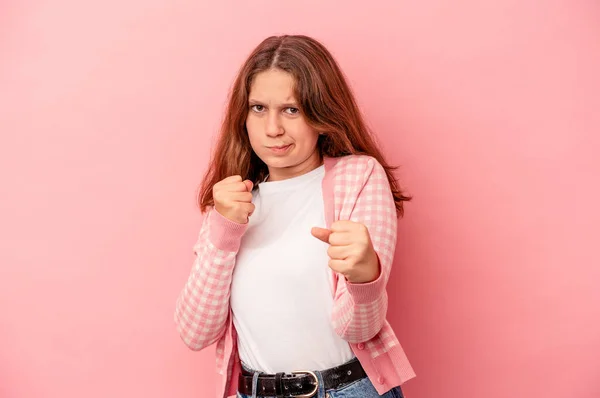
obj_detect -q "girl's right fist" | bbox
[213,175,255,224]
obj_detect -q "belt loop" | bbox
[275,372,284,397]
[315,370,326,398]
[251,371,260,398]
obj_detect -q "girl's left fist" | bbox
[311,220,380,284]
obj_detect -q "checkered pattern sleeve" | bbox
[174,208,247,350]
[331,157,398,343]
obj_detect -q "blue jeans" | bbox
[237,359,404,398]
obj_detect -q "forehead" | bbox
[249,69,297,102]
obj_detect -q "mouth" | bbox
[267,144,292,154]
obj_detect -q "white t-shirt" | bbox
[230,164,355,373]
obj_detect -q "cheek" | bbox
[245,117,261,144]
[288,121,318,144]
[298,129,319,148]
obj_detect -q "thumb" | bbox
[311,227,331,244]
[243,180,254,192]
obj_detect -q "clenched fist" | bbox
[311,221,380,284]
[213,175,255,224]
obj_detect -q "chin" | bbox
[260,151,297,165]
[262,157,295,169]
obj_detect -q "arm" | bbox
[331,158,397,343]
[174,208,247,350]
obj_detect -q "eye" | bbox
[250,105,265,112]
[285,107,300,115]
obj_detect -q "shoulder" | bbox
[324,154,396,223]
[325,154,385,182]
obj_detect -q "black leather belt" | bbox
[238,358,366,397]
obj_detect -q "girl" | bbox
[175,35,415,398]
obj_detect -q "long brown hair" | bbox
[198,35,411,216]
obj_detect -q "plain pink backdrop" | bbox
[1,1,599,397]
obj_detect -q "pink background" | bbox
[1,1,599,397]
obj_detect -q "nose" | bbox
[265,112,284,137]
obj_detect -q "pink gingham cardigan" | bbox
[174,154,416,397]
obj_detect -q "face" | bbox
[246,68,321,182]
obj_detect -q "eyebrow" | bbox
[248,99,299,108]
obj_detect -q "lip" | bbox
[267,144,292,154]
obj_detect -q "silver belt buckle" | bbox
[290,370,318,397]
